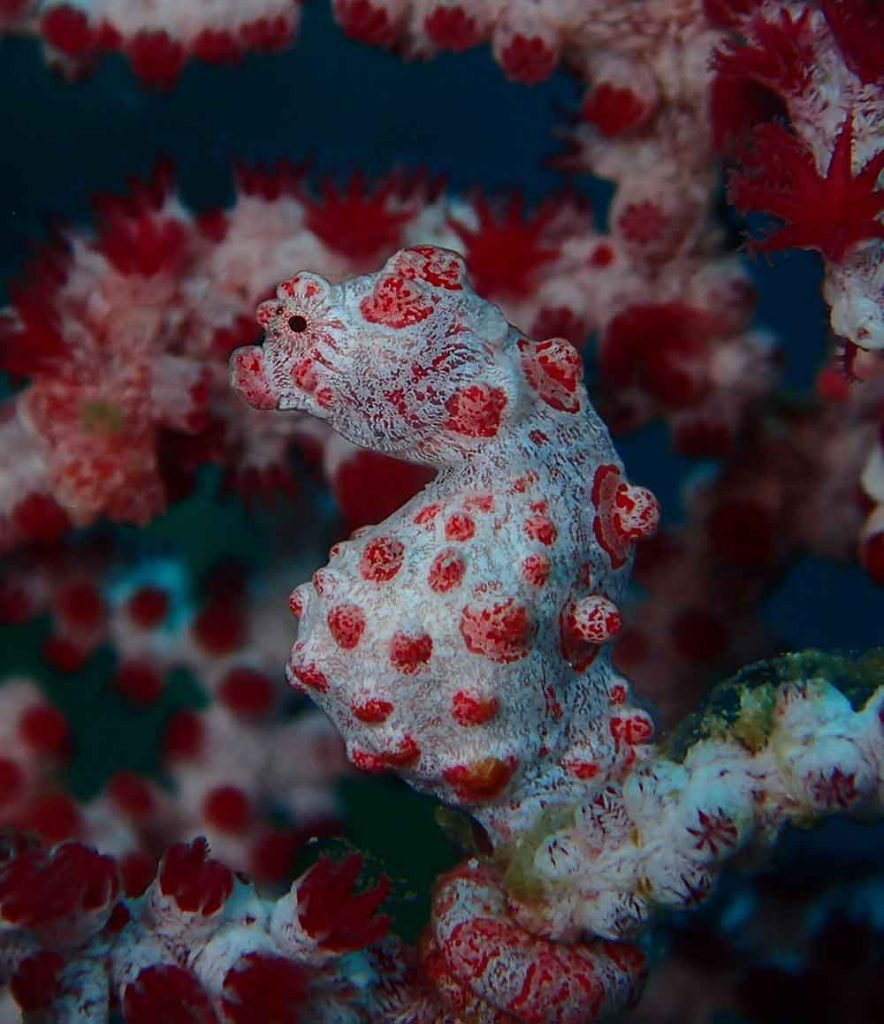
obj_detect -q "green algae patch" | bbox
[662,649,883,763]
[500,805,576,906]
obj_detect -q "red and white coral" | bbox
[0,837,393,1022]
[4,0,302,86]
[717,1,884,355]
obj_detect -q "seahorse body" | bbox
[231,246,659,838]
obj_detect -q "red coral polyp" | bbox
[123,965,217,1024]
[448,195,562,300]
[729,116,884,262]
[221,953,306,1024]
[158,838,233,916]
[0,842,118,930]
[296,853,391,952]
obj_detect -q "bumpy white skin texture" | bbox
[231,246,659,840]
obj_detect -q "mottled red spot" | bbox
[360,274,436,328]
[315,385,336,409]
[609,683,628,705]
[428,548,466,592]
[414,502,443,527]
[442,756,517,801]
[559,600,601,673]
[592,464,659,569]
[381,735,420,767]
[522,554,551,586]
[351,749,387,773]
[524,513,557,545]
[351,699,394,723]
[292,357,318,392]
[360,536,405,582]
[396,246,465,289]
[445,383,508,437]
[390,633,433,673]
[312,568,338,597]
[460,599,534,662]
[567,596,622,644]
[445,513,476,541]
[290,655,330,694]
[610,713,655,746]
[563,758,599,780]
[451,691,499,726]
[230,345,278,410]
[519,337,583,413]
[464,494,494,513]
[327,604,366,649]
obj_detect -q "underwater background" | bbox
[1,3,882,1020]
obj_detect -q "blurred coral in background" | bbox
[0,2,882,1022]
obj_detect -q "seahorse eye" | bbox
[288,314,308,333]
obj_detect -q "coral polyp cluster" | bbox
[2,0,302,86]
[1,0,883,1021]
[0,835,392,1022]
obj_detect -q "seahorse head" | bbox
[231,246,532,463]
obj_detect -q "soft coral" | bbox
[296,853,390,952]
[729,113,884,261]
